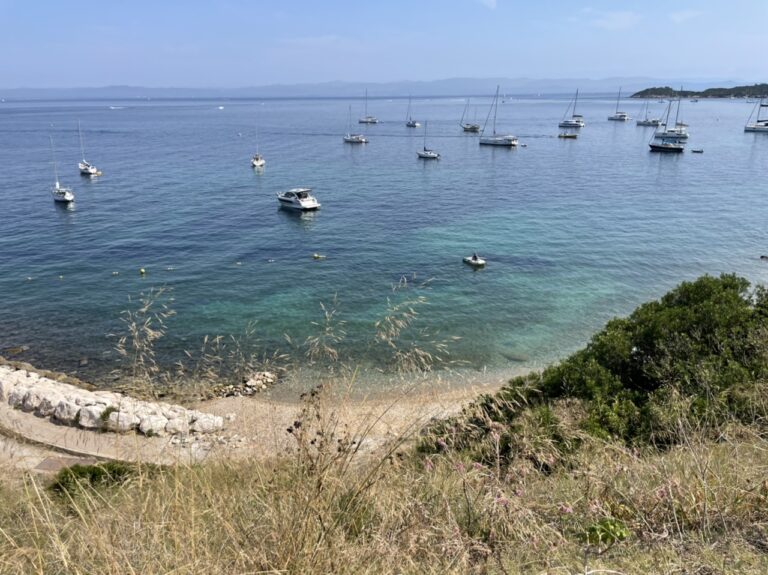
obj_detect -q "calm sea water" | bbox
[2,95,767,385]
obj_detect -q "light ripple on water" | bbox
[1,96,768,383]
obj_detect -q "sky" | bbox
[1,0,766,88]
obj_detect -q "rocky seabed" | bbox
[0,365,229,437]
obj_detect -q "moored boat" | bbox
[276,188,320,211]
[745,98,768,132]
[50,136,75,203]
[479,86,518,147]
[558,89,585,128]
[463,253,486,267]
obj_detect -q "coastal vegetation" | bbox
[632,83,768,99]
[0,275,767,573]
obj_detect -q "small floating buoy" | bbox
[26,276,32,281]
[267,259,275,263]
[313,253,326,260]
[760,255,768,261]
[235,261,242,266]
[691,149,704,154]
[520,143,528,147]
[58,275,64,280]
[166,266,175,271]
[139,268,146,276]
[112,271,119,276]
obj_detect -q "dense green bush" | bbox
[423,275,768,462]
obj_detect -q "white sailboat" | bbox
[251,127,266,168]
[460,98,481,132]
[654,90,689,140]
[649,100,685,153]
[78,121,102,176]
[358,89,379,124]
[416,121,440,159]
[558,89,585,128]
[607,87,630,121]
[405,96,420,128]
[479,86,518,147]
[745,98,768,132]
[343,105,368,144]
[636,100,661,127]
[50,136,75,203]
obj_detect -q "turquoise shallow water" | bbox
[1,95,767,383]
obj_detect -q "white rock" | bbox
[78,404,108,429]
[105,410,140,433]
[8,386,30,409]
[0,376,17,401]
[165,417,190,435]
[139,415,168,436]
[53,400,80,425]
[190,414,224,433]
[21,389,46,413]
[35,392,64,417]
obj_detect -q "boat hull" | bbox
[479,135,518,147]
[745,124,768,132]
[649,143,684,153]
[417,150,440,159]
[463,257,486,267]
[461,123,481,133]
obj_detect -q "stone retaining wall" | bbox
[0,365,229,436]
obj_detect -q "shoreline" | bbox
[0,355,522,471]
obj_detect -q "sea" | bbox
[1,94,767,389]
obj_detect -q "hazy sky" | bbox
[1,0,765,88]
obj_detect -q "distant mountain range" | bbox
[0,77,747,101]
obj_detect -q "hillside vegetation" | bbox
[0,274,766,574]
[632,84,768,98]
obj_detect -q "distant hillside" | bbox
[632,83,768,99]
[0,77,739,101]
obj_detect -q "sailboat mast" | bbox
[49,136,59,185]
[673,87,682,127]
[364,89,368,117]
[574,89,579,116]
[615,87,621,113]
[78,120,86,161]
[493,85,499,135]
[423,120,427,150]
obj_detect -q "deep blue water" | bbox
[1,95,767,383]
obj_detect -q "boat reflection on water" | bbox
[277,205,318,230]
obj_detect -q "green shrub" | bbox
[423,274,768,463]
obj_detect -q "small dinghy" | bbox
[463,253,486,267]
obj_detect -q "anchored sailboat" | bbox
[416,121,440,159]
[78,121,102,176]
[405,96,420,128]
[608,87,630,121]
[358,89,379,124]
[460,98,481,132]
[50,136,75,203]
[558,89,585,128]
[344,105,368,143]
[479,86,518,147]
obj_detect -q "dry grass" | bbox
[0,381,766,574]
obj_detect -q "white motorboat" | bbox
[558,89,585,128]
[460,98,481,132]
[463,254,486,267]
[607,87,631,121]
[416,121,440,159]
[745,98,768,132]
[479,86,518,147]
[77,121,102,176]
[343,105,368,143]
[405,96,420,127]
[50,136,74,203]
[276,188,320,211]
[358,89,379,124]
